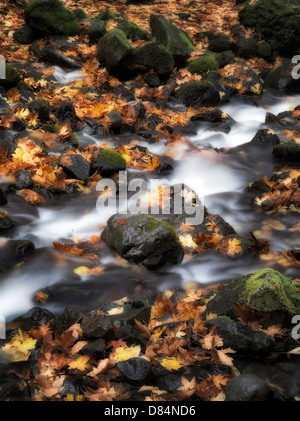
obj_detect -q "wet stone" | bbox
[81,338,106,360]
[60,154,91,182]
[225,374,269,401]
[117,357,152,384]
[0,239,35,271]
[81,313,113,338]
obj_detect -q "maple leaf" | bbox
[179,234,198,249]
[115,217,128,226]
[17,189,46,205]
[178,377,196,398]
[111,345,141,362]
[68,355,91,372]
[88,358,111,378]
[217,238,243,257]
[214,348,235,366]
[160,357,183,371]
[35,291,49,303]
[212,374,230,390]
[2,329,37,362]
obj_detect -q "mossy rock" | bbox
[0,64,21,88]
[150,14,195,65]
[25,0,79,37]
[174,80,220,108]
[130,42,174,77]
[97,29,133,71]
[92,148,126,176]
[96,9,121,22]
[86,19,106,44]
[118,19,150,41]
[13,24,34,44]
[264,61,300,95]
[256,41,273,61]
[239,0,300,56]
[103,214,184,269]
[187,53,219,75]
[273,143,300,163]
[205,268,300,320]
[73,8,87,21]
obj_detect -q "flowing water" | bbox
[1,68,300,321]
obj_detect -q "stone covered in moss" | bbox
[174,80,220,107]
[73,8,87,21]
[273,143,300,163]
[96,9,120,22]
[205,268,300,319]
[0,64,21,88]
[103,214,184,269]
[25,0,79,37]
[13,24,34,44]
[150,14,195,64]
[130,42,174,77]
[92,148,126,176]
[87,19,106,44]
[264,61,300,95]
[256,41,273,61]
[118,19,150,41]
[187,53,219,75]
[239,0,300,56]
[97,29,133,71]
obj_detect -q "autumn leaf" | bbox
[111,345,141,362]
[2,329,37,362]
[68,355,91,372]
[160,357,183,371]
[179,234,198,249]
[35,291,49,303]
[17,189,46,205]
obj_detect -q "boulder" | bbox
[250,129,280,145]
[28,99,50,122]
[0,239,35,271]
[150,14,195,64]
[118,19,150,41]
[0,213,15,234]
[40,47,82,69]
[86,19,106,44]
[0,64,21,88]
[236,37,257,59]
[130,42,174,77]
[13,24,34,44]
[60,154,91,182]
[205,268,300,319]
[73,8,87,21]
[264,61,300,95]
[81,338,106,360]
[174,81,220,107]
[97,29,133,71]
[25,0,79,37]
[225,374,269,401]
[187,53,219,75]
[103,214,184,269]
[239,0,300,56]
[91,148,126,176]
[118,358,152,384]
[273,143,300,163]
[209,34,236,53]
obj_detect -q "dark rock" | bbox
[86,19,106,44]
[273,143,300,163]
[118,324,147,347]
[205,317,272,355]
[0,188,7,206]
[225,374,269,401]
[13,24,34,44]
[264,61,300,95]
[174,81,220,108]
[222,59,263,95]
[130,42,175,77]
[14,307,54,330]
[73,8,87,21]
[250,129,280,145]
[103,213,184,270]
[257,41,274,60]
[40,47,81,69]
[133,102,146,119]
[53,306,84,334]
[55,101,79,132]
[14,170,33,190]
[28,99,50,122]
[191,108,223,123]
[0,64,21,88]
[97,29,133,72]
[216,50,235,67]
[0,214,15,234]
[209,34,236,53]
[187,53,219,75]
[60,154,91,182]
[108,111,123,132]
[118,19,150,42]
[0,239,35,271]
[236,37,257,59]
[239,0,300,56]
[81,313,113,338]
[117,357,152,384]
[96,9,120,22]
[81,338,106,360]
[107,294,151,327]
[91,148,126,176]
[157,374,182,393]
[150,14,195,65]
[25,0,79,37]
[143,72,161,88]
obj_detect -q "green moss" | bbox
[96,9,120,21]
[118,19,150,41]
[97,29,133,70]
[240,268,300,315]
[87,19,106,43]
[13,24,33,44]
[98,149,126,169]
[25,0,79,36]
[0,64,21,87]
[144,216,177,235]
[73,8,87,21]
[131,42,174,76]
[187,53,219,75]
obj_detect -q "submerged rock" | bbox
[273,143,300,163]
[150,14,195,64]
[0,239,35,271]
[0,188,7,206]
[103,214,184,269]
[205,268,300,319]
[25,0,79,37]
[225,374,269,401]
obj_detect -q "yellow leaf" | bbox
[2,329,37,362]
[111,345,141,362]
[74,266,90,276]
[160,357,183,371]
[68,355,91,372]
[179,234,198,249]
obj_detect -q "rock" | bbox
[273,143,300,163]
[0,213,15,234]
[104,294,151,326]
[205,317,272,356]
[13,24,34,44]
[174,81,220,108]
[0,64,21,88]
[150,14,195,65]
[28,99,50,122]
[96,9,120,22]
[81,338,106,360]
[86,19,106,44]
[55,101,79,132]
[236,36,257,59]
[108,111,123,132]
[118,19,150,41]
[91,148,126,176]
[133,102,146,119]
[143,72,161,88]
[239,0,300,56]
[187,53,219,75]
[0,188,7,206]
[53,306,84,334]
[264,61,300,95]
[250,129,280,145]
[60,154,91,182]
[204,268,300,320]
[25,0,79,37]
[118,324,147,347]
[130,42,175,77]
[40,47,82,69]
[13,307,54,330]
[225,374,269,401]
[103,214,184,270]
[97,29,133,72]
[222,59,263,95]
[0,239,35,271]
[201,71,236,102]
[157,374,182,393]
[191,108,223,123]
[73,8,87,21]
[14,170,32,190]
[257,41,274,61]
[216,50,235,67]
[209,34,236,53]
[81,313,113,338]
[117,357,152,384]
